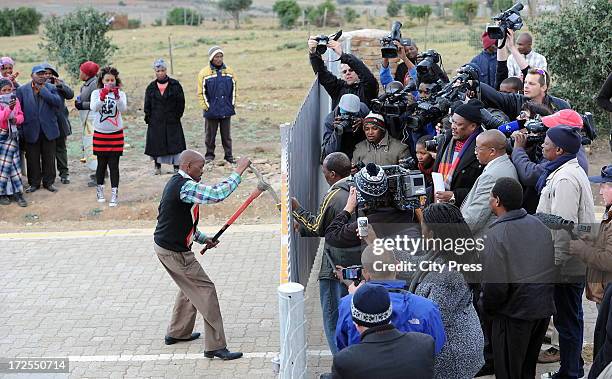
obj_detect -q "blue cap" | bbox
[31,64,47,74]
[589,165,612,184]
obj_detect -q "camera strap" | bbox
[323,250,336,271]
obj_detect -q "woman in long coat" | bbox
[144,59,186,174]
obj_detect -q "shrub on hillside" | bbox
[166,7,202,26]
[451,0,478,25]
[0,7,42,36]
[531,0,612,128]
[40,7,117,79]
[343,7,359,23]
[273,0,301,29]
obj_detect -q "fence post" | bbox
[278,282,306,379]
[168,35,174,75]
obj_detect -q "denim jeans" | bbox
[319,278,348,355]
[552,283,585,379]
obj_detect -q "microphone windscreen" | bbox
[498,120,520,134]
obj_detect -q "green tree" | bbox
[217,0,253,29]
[166,7,202,26]
[344,7,359,23]
[451,0,478,25]
[492,0,513,12]
[387,0,401,17]
[273,0,301,29]
[0,7,42,36]
[405,3,432,24]
[305,0,336,27]
[40,7,117,79]
[531,0,612,128]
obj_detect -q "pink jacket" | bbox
[0,99,24,130]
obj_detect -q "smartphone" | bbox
[357,217,368,237]
[342,265,362,280]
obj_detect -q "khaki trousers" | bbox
[155,243,227,351]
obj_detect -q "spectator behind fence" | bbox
[511,109,589,214]
[335,245,446,354]
[291,152,361,355]
[460,130,518,237]
[1,57,19,89]
[481,177,556,379]
[470,32,497,87]
[351,112,409,171]
[568,165,612,378]
[499,77,523,94]
[320,94,369,162]
[145,58,186,175]
[0,78,26,207]
[16,64,63,194]
[197,46,237,165]
[407,203,484,379]
[433,100,484,206]
[307,36,378,109]
[90,66,127,207]
[74,60,100,187]
[327,283,435,379]
[536,125,596,379]
[507,33,547,79]
[43,64,74,185]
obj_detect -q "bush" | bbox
[404,3,432,24]
[530,0,612,128]
[217,0,252,29]
[451,0,478,25]
[0,7,43,36]
[166,7,202,26]
[305,0,336,27]
[153,18,163,27]
[344,7,359,23]
[387,0,401,17]
[273,0,301,29]
[39,7,117,79]
[492,0,513,12]
[127,19,141,29]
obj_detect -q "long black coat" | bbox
[144,78,186,157]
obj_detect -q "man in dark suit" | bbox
[433,100,485,206]
[16,64,63,192]
[329,283,435,379]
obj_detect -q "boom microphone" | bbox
[498,120,520,134]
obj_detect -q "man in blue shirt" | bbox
[335,245,446,353]
[470,32,497,87]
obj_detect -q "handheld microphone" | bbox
[498,120,520,135]
[534,212,592,240]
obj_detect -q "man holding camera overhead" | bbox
[308,35,378,110]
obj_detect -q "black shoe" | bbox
[61,176,70,184]
[164,332,201,345]
[25,185,40,193]
[44,184,58,193]
[474,363,495,377]
[204,348,243,360]
[87,180,97,188]
[14,193,27,207]
[225,157,236,164]
[0,195,10,205]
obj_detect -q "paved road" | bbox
[0,227,599,378]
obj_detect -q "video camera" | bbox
[380,21,404,58]
[486,3,524,48]
[371,80,415,118]
[355,163,427,211]
[404,64,479,132]
[416,49,448,85]
[334,113,359,135]
[424,134,446,152]
[314,30,343,55]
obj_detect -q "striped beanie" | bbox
[363,112,386,130]
[208,46,224,62]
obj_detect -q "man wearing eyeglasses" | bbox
[308,37,379,110]
[569,165,612,379]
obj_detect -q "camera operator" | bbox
[510,109,589,213]
[351,113,409,172]
[432,100,485,206]
[308,36,379,110]
[380,40,418,98]
[334,245,446,354]
[292,152,362,355]
[507,32,547,79]
[328,283,436,379]
[321,94,370,162]
[480,66,570,121]
[324,165,421,249]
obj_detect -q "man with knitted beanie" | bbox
[197,46,237,164]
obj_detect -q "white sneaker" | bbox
[96,185,105,203]
[109,187,118,207]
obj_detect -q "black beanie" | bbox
[455,99,483,124]
[546,125,581,154]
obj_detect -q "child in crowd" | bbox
[0,78,26,206]
[415,135,435,187]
